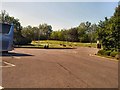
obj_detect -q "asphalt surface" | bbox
[1,47,118,88]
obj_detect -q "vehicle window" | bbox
[0,23,11,34]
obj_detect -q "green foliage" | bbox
[50,30,66,41]
[97,48,119,59]
[14,37,31,45]
[104,50,111,56]
[110,51,118,57]
[0,10,31,45]
[115,54,119,59]
[0,11,98,44]
[98,50,112,56]
[50,21,97,43]
[97,50,106,55]
[32,40,97,48]
[66,28,79,42]
[97,5,120,51]
[22,24,53,41]
[1,3,119,48]
[39,24,52,40]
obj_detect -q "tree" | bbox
[66,28,79,42]
[22,24,53,41]
[89,24,97,43]
[112,4,120,51]
[0,10,31,45]
[97,4,120,51]
[22,25,35,41]
[78,22,88,42]
[39,24,52,40]
[50,31,59,40]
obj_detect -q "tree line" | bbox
[0,4,119,52]
[50,22,97,43]
[22,21,97,43]
[22,24,52,41]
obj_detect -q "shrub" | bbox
[14,36,32,45]
[110,51,118,57]
[97,50,106,55]
[104,50,111,56]
[115,54,119,60]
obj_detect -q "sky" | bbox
[2,2,118,30]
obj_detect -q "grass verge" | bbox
[15,40,97,49]
[31,40,97,48]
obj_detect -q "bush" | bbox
[98,50,111,56]
[110,51,118,57]
[104,50,111,56]
[115,54,119,60]
[14,37,32,45]
[97,50,106,55]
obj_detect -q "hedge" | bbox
[110,51,118,57]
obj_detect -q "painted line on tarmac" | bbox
[0,86,4,90]
[0,61,15,68]
[13,57,21,59]
[60,50,77,54]
[4,61,15,67]
[89,54,119,62]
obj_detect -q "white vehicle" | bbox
[0,23,14,53]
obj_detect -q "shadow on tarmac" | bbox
[1,52,34,57]
[15,46,77,50]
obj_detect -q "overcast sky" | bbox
[2,2,118,30]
